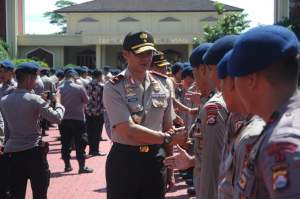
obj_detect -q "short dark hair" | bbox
[261,55,299,86]
[92,69,102,79]
[15,71,36,83]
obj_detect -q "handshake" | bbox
[164,127,187,146]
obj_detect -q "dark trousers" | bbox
[7,146,50,199]
[59,119,86,161]
[0,154,10,198]
[106,143,166,199]
[86,114,104,153]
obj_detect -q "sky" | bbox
[25,0,275,34]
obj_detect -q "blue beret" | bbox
[40,68,49,76]
[0,60,15,71]
[217,50,232,79]
[189,43,213,68]
[65,69,78,77]
[55,69,64,77]
[81,66,89,73]
[16,62,39,74]
[181,67,193,79]
[228,25,300,76]
[203,35,239,65]
[171,62,183,75]
[183,62,191,68]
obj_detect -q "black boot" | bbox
[78,159,93,174]
[64,160,73,172]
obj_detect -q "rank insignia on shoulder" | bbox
[205,104,219,125]
[271,163,289,191]
[109,74,125,85]
[149,71,167,79]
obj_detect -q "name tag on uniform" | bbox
[152,93,166,98]
[127,96,138,102]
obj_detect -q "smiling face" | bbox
[123,50,153,73]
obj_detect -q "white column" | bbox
[6,0,18,57]
[96,44,101,69]
[274,0,289,23]
[101,45,106,68]
[188,44,193,57]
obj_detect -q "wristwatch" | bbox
[163,133,173,145]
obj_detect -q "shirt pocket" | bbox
[126,96,143,113]
[151,97,168,109]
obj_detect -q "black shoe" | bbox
[64,166,73,172]
[64,161,73,172]
[78,166,94,174]
[89,151,106,156]
[187,186,196,196]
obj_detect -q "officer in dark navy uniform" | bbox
[0,62,65,199]
[103,31,187,199]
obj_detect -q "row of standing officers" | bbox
[0,61,106,198]
[103,25,300,199]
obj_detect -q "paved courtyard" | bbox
[25,126,193,199]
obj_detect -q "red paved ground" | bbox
[25,126,194,199]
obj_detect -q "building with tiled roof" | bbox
[16,0,242,68]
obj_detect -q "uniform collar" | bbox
[267,90,300,124]
[125,68,151,89]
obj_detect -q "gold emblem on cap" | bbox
[140,33,148,39]
[140,33,148,42]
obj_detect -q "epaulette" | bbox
[149,71,167,79]
[109,74,125,85]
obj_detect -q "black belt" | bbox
[113,143,161,153]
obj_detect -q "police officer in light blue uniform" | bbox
[227,25,300,198]
[0,60,17,99]
[217,50,266,199]
[0,62,65,199]
[58,69,93,174]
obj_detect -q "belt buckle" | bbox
[139,145,149,153]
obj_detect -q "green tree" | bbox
[14,58,49,68]
[44,0,76,34]
[193,2,250,44]
[0,39,9,60]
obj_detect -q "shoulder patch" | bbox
[109,74,125,85]
[205,103,220,125]
[149,71,167,79]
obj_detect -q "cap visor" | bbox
[133,45,157,54]
[156,61,170,68]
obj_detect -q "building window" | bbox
[27,48,54,68]
[159,17,181,22]
[76,49,96,69]
[78,17,99,23]
[119,17,139,22]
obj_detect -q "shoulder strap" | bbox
[109,74,125,85]
[149,71,167,79]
